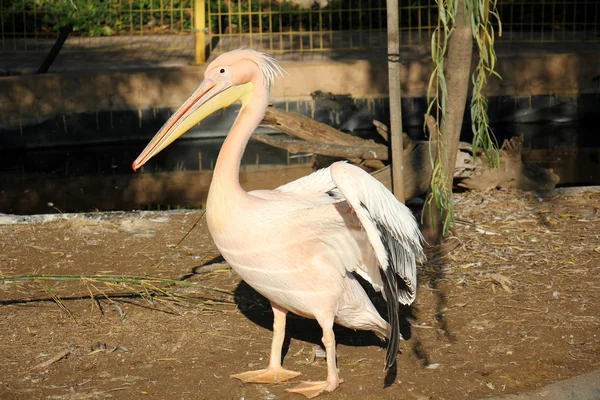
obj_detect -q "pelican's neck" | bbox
[209,83,268,203]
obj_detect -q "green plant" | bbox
[425,0,457,233]
[470,0,501,162]
[425,0,501,235]
[2,0,193,37]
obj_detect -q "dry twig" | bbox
[31,347,73,370]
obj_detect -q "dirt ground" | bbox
[1,188,599,400]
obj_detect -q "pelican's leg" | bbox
[231,303,301,383]
[286,319,343,398]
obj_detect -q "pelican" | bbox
[133,49,424,398]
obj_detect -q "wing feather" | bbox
[330,162,424,302]
[250,166,342,205]
[330,161,425,370]
[276,166,336,195]
[249,161,424,371]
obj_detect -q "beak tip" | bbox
[132,161,139,171]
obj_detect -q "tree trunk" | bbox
[386,0,405,201]
[421,0,474,246]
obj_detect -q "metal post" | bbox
[194,0,206,64]
[386,0,405,202]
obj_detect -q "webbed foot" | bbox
[286,378,343,398]
[231,366,301,383]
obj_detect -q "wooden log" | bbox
[359,160,387,170]
[370,122,559,194]
[372,120,389,142]
[253,133,389,160]
[454,135,560,191]
[263,106,383,149]
[373,136,559,198]
[372,120,417,153]
[370,141,433,199]
[258,110,559,198]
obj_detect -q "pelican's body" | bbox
[133,49,424,398]
[209,175,388,336]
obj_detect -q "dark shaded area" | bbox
[227,268,417,390]
[2,93,599,151]
[383,362,397,388]
[404,255,456,370]
[37,24,73,74]
[233,280,384,350]
[404,231,462,369]
[0,134,302,176]
[2,118,597,215]
[411,338,430,367]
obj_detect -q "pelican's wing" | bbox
[275,166,339,197]
[250,166,343,205]
[330,161,425,370]
[330,162,424,302]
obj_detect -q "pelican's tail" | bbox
[375,323,402,347]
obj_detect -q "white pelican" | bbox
[133,48,424,398]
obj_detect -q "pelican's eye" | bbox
[219,68,225,74]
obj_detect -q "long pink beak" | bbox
[132,79,229,171]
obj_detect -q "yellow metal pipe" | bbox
[194,0,206,64]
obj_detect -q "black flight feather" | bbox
[375,219,415,371]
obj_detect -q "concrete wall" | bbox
[0,43,598,135]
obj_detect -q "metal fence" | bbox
[0,0,194,60]
[204,0,600,57]
[1,0,598,65]
[498,0,599,43]
[203,0,435,56]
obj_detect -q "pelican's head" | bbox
[132,49,283,170]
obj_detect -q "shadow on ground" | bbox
[232,276,417,385]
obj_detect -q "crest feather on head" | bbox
[213,48,285,87]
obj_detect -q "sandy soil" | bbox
[1,188,599,400]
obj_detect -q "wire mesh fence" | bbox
[0,0,194,53]
[204,0,435,55]
[498,0,599,43]
[0,0,598,64]
[205,0,600,57]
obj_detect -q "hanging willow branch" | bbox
[426,0,502,233]
[470,0,502,164]
[425,0,457,233]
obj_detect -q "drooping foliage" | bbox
[425,0,501,233]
